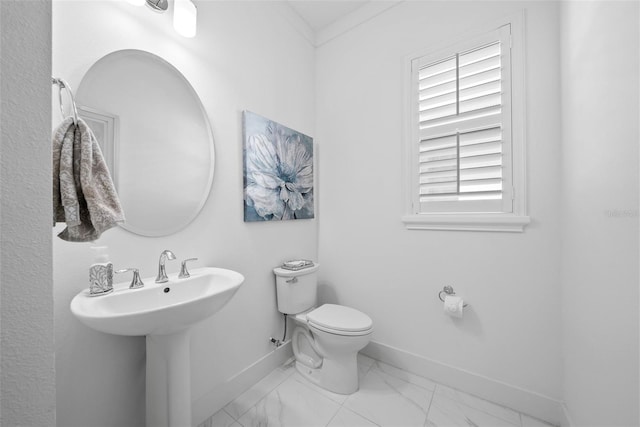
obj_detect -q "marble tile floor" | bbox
[198,355,557,427]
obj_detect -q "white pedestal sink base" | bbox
[146,330,192,427]
[70,267,245,427]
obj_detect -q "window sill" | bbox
[402,213,531,232]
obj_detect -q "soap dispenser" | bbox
[89,246,113,296]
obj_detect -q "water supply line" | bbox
[269,313,288,347]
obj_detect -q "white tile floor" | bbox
[198,355,557,427]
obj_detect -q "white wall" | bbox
[560,1,639,425]
[316,0,564,420]
[0,1,56,425]
[52,2,316,426]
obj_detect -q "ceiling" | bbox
[286,0,370,32]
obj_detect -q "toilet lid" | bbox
[307,304,373,333]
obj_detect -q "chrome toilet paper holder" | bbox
[438,285,469,307]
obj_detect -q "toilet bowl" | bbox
[273,263,373,395]
[292,304,373,394]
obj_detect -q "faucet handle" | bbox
[178,258,198,279]
[116,268,145,289]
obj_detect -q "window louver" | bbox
[411,28,512,214]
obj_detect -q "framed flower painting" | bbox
[242,111,314,222]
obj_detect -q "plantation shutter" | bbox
[411,25,513,214]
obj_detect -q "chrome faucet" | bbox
[178,258,198,279]
[116,268,145,289]
[155,250,176,283]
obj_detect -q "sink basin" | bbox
[70,265,244,426]
[70,267,244,336]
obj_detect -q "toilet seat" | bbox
[307,304,373,336]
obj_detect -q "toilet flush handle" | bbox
[286,277,298,284]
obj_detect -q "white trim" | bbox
[315,1,402,47]
[277,2,316,47]
[402,213,530,232]
[561,402,575,427]
[192,341,293,426]
[280,0,402,48]
[403,13,528,232]
[508,11,528,220]
[361,340,563,426]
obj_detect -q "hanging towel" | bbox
[52,117,125,242]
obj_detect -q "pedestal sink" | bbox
[70,267,244,427]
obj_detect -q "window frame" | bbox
[402,14,530,232]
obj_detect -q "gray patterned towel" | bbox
[52,117,125,242]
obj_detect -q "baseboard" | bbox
[192,340,293,426]
[361,340,564,426]
[560,402,574,427]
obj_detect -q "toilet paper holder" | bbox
[438,285,468,307]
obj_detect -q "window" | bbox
[403,19,529,232]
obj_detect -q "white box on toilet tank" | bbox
[273,263,320,315]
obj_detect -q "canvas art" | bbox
[243,111,314,222]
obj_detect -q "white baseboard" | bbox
[560,402,574,427]
[361,340,564,426]
[192,341,293,426]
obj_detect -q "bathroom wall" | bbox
[560,1,639,425]
[0,1,56,425]
[52,2,316,426]
[316,1,564,422]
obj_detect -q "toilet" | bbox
[273,262,373,394]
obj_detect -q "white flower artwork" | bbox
[243,111,314,222]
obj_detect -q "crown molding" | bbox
[277,1,316,47]
[315,1,402,47]
[280,0,402,47]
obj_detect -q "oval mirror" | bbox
[76,49,214,237]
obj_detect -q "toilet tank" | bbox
[273,263,320,315]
